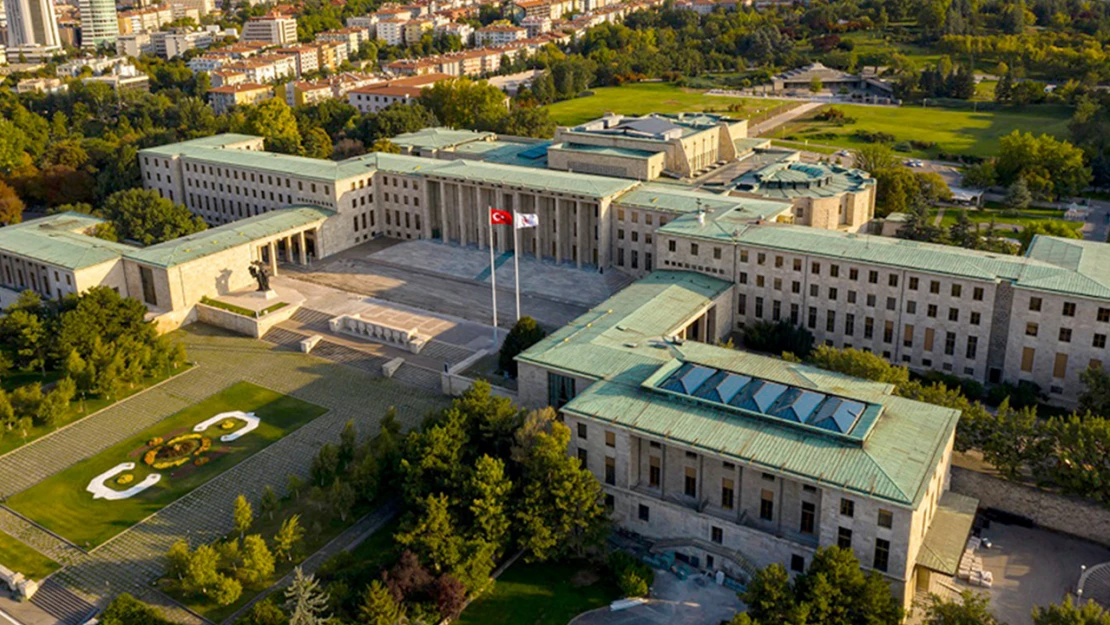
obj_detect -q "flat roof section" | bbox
[0,213,136,270]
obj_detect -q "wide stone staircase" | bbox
[31,579,97,625]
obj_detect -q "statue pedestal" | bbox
[254,289,278,301]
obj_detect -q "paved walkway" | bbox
[750,101,824,137]
[0,326,450,624]
[220,502,399,625]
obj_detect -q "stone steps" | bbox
[0,506,84,566]
[31,579,97,625]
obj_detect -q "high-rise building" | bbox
[78,0,118,48]
[4,0,61,49]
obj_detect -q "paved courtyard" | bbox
[0,325,451,625]
[571,569,743,625]
[284,238,620,331]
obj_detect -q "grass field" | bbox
[7,382,326,548]
[545,82,789,126]
[456,561,620,625]
[0,531,61,581]
[0,364,192,457]
[780,104,1073,158]
[931,206,1082,232]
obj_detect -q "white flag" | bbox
[515,213,539,229]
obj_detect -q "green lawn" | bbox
[546,82,789,126]
[0,364,193,457]
[930,206,1082,232]
[456,561,620,625]
[0,531,61,581]
[7,382,326,548]
[780,104,1073,158]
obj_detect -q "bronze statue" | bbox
[249,260,270,292]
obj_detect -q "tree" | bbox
[274,514,305,561]
[1018,221,1080,252]
[741,320,815,359]
[467,455,512,549]
[283,567,330,625]
[996,131,1090,200]
[1079,365,1110,418]
[419,78,510,131]
[212,574,243,606]
[433,574,467,620]
[37,377,75,428]
[396,492,463,574]
[239,534,276,585]
[499,316,547,378]
[809,76,823,94]
[3,310,46,372]
[260,485,281,521]
[807,346,910,386]
[327,478,356,522]
[236,98,303,155]
[234,494,255,539]
[1033,596,1110,625]
[498,106,556,138]
[358,580,402,625]
[742,564,799,625]
[853,144,900,175]
[339,419,358,469]
[369,138,402,154]
[182,544,222,595]
[302,127,333,159]
[924,591,1003,625]
[241,600,287,625]
[0,119,29,174]
[1004,178,1032,210]
[312,443,340,486]
[101,188,206,245]
[948,210,978,249]
[0,180,25,225]
[513,408,609,561]
[166,539,192,581]
[99,593,174,625]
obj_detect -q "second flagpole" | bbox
[513,213,521,321]
[488,216,498,345]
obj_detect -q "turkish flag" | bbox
[489,208,513,225]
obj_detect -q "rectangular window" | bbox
[605,456,615,485]
[930,280,940,294]
[577,448,587,467]
[889,274,898,287]
[808,307,817,329]
[812,262,821,274]
[845,314,855,336]
[638,504,650,521]
[973,287,984,301]
[577,423,587,439]
[883,321,894,344]
[1095,334,1107,349]
[1054,353,1069,378]
[1099,308,1110,322]
[711,526,723,544]
[605,431,615,447]
[649,456,661,487]
[791,555,805,572]
[948,308,959,322]
[840,498,854,517]
[838,527,853,549]
[903,324,914,348]
[1027,323,1039,337]
[139,266,158,306]
[548,373,576,409]
[800,502,816,534]
[1022,347,1035,372]
[721,478,735,510]
[877,509,893,529]
[1064,302,1077,317]
[1060,328,1072,343]
[864,317,874,339]
[971,312,981,326]
[760,489,774,521]
[944,332,956,356]
[868,270,878,284]
[684,466,697,497]
[826,311,836,333]
[951,284,962,297]
[1030,297,1043,312]
[873,539,890,572]
[966,336,978,359]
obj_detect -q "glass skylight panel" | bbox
[679,365,715,394]
[714,373,751,404]
[771,389,826,423]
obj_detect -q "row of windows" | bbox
[1029,296,1110,322]
[184,166,331,196]
[616,229,653,245]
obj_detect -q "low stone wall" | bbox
[440,350,516,400]
[950,466,1110,546]
[195,302,300,339]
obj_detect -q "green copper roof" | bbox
[391,127,495,150]
[125,207,332,268]
[0,213,136,270]
[916,492,978,574]
[548,142,661,159]
[615,183,790,218]
[423,158,637,198]
[1020,235,1110,299]
[518,270,960,507]
[732,160,876,200]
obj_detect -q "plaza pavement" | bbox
[0,325,450,624]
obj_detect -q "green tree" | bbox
[283,567,330,625]
[467,455,512,549]
[3,309,46,372]
[212,574,243,606]
[37,377,75,428]
[948,210,978,249]
[234,494,254,539]
[274,514,305,561]
[419,77,509,131]
[101,188,206,245]
[236,98,304,155]
[166,539,192,581]
[807,346,910,386]
[338,419,358,469]
[241,600,287,625]
[513,408,608,561]
[499,316,547,378]
[239,534,276,585]
[0,118,29,174]
[99,593,174,625]
[1079,365,1110,417]
[1017,221,1080,252]
[1004,178,1032,210]
[809,76,823,94]
[302,127,333,159]
[369,138,402,153]
[852,143,900,175]
[1033,596,1110,625]
[327,478,356,522]
[182,544,222,595]
[260,485,281,521]
[358,580,402,625]
[924,591,1003,625]
[396,492,463,574]
[996,131,1091,200]
[498,106,556,138]
[741,320,815,359]
[311,443,340,486]
[742,564,799,625]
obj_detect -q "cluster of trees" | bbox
[419,78,556,138]
[0,288,187,444]
[731,547,902,625]
[235,382,608,625]
[962,130,1091,200]
[891,56,975,101]
[1068,94,1110,188]
[49,189,206,245]
[853,144,951,216]
[805,345,1110,506]
[923,590,1110,625]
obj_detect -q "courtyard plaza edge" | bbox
[130,131,1110,409]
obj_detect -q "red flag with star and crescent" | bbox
[489,208,513,225]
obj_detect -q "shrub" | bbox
[198,437,212,454]
[147,437,164,447]
[741,320,815,359]
[893,141,912,153]
[220,420,237,430]
[116,473,134,486]
[195,456,210,467]
[498,316,547,378]
[618,569,649,598]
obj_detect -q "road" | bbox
[750,101,825,137]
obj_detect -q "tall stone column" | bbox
[440,183,450,244]
[555,200,564,263]
[268,240,278,276]
[576,200,586,269]
[456,182,466,246]
[298,231,307,265]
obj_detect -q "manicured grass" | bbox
[545,83,789,126]
[0,363,193,457]
[780,104,1073,158]
[0,531,61,581]
[930,206,1083,232]
[7,382,327,548]
[769,139,839,155]
[456,561,620,625]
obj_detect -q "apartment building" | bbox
[376,18,407,46]
[474,24,526,46]
[274,44,320,76]
[242,15,297,45]
[117,6,173,35]
[345,73,447,112]
[207,83,272,114]
[515,270,971,607]
[316,41,349,70]
[403,19,433,45]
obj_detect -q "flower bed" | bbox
[143,433,212,470]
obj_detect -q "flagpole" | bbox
[488,215,498,346]
[513,213,521,321]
